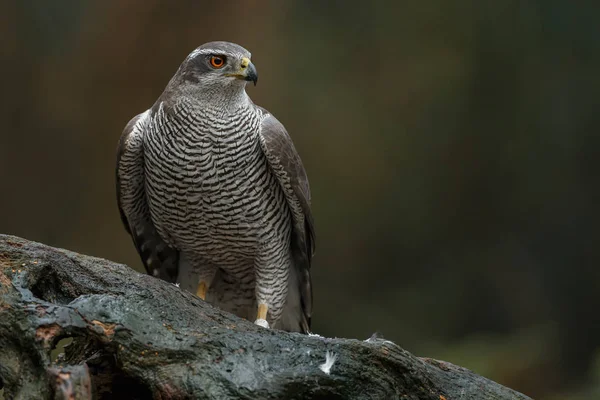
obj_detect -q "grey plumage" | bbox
[116,42,314,333]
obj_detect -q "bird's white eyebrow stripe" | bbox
[187,48,249,59]
[189,49,218,57]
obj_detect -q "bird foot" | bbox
[254,319,270,329]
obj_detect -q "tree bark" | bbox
[0,235,531,400]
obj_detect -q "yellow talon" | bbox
[196,281,207,300]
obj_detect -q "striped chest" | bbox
[142,101,292,265]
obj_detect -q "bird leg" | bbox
[257,303,268,319]
[196,281,208,300]
[255,303,269,328]
[253,254,290,329]
[194,265,217,301]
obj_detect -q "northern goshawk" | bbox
[116,42,314,333]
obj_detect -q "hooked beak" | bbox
[227,57,258,86]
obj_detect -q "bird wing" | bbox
[257,109,315,332]
[116,110,179,282]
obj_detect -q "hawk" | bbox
[116,42,315,333]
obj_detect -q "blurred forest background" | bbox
[1,1,599,398]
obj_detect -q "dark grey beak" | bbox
[244,62,258,86]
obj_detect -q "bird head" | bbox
[177,41,258,90]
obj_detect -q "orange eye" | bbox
[210,55,225,68]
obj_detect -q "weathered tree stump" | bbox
[0,235,531,399]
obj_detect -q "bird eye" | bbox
[210,55,226,68]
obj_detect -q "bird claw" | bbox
[254,319,270,329]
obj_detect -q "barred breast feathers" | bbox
[141,99,292,273]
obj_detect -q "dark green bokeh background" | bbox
[2,1,599,398]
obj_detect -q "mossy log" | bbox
[0,235,531,400]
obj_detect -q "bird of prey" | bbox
[116,42,315,333]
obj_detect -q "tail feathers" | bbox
[274,263,312,334]
[132,222,179,283]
